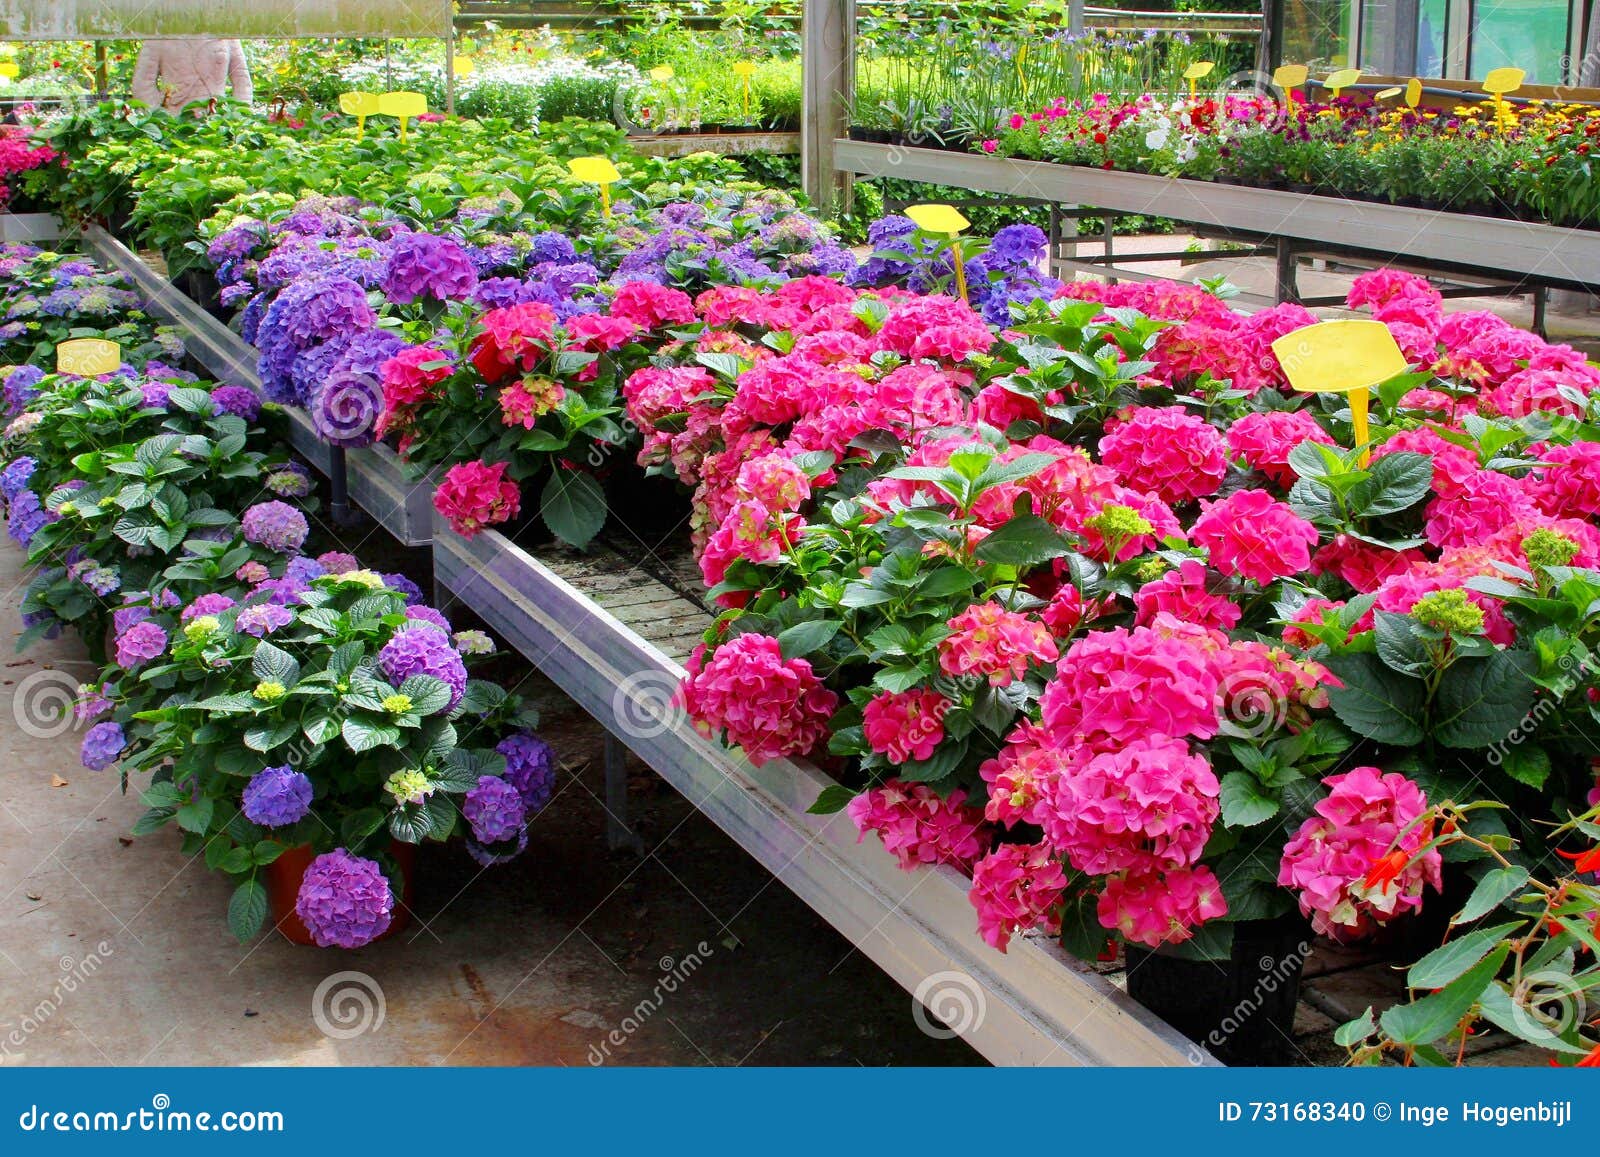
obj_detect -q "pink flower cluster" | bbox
[863,688,950,764]
[969,842,1068,952]
[1278,767,1442,940]
[1099,406,1226,506]
[846,780,989,872]
[939,602,1059,687]
[433,459,521,537]
[679,633,838,766]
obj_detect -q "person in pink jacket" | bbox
[130,39,253,113]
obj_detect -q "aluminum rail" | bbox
[835,141,1600,293]
[434,519,1216,1067]
[80,226,435,546]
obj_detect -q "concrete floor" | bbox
[0,540,978,1067]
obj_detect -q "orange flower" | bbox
[1363,849,1411,893]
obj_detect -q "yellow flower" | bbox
[385,769,433,805]
[382,693,414,715]
[183,615,221,642]
[333,569,386,589]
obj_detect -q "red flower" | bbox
[1576,1042,1600,1067]
[1557,845,1600,874]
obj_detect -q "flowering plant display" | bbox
[981,92,1600,228]
[205,185,857,545]
[2,366,300,655]
[0,242,185,368]
[625,266,1600,1050]
[0,257,559,949]
[118,572,542,944]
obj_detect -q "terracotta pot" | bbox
[264,842,416,946]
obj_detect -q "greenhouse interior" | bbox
[1,0,1600,1083]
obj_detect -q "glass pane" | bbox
[1470,0,1571,83]
[1416,0,1449,76]
[1280,0,1358,68]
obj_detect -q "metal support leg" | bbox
[1103,213,1116,286]
[605,732,643,853]
[328,447,355,526]
[1532,285,1548,339]
[1275,238,1299,304]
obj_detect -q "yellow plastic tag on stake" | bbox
[339,90,380,139]
[1325,67,1362,99]
[733,60,755,117]
[1271,320,1408,465]
[0,62,17,80]
[568,156,621,218]
[1273,64,1308,119]
[1483,67,1524,131]
[1376,86,1402,101]
[649,65,674,83]
[1405,77,1423,107]
[377,91,427,142]
[1184,60,1214,98]
[453,55,474,76]
[56,338,121,377]
[906,204,971,302]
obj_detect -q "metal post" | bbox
[1274,237,1299,303]
[329,446,352,525]
[604,733,642,853]
[1103,213,1116,286]
[801,0,855,216]
[444,0,457,117]
[1532,284,1548,338]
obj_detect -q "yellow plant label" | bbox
[1273,320,1406,395]
[568,156,621,185]
[1325,67,1362,96]
[453,56,474,76]
[649,65,675,83]
[378,91,427,119]
[1273,320,1406,463]
[1405,77,1423,107]
[1482,67,1524,95]
[732,61,756,78]
[1273,64,1308,89]
[1376,86,1402,100]
[0,62,18,79]
[56,338,121,377]
[339,91,381,117]
[905,203,969,235]
[1183,61,1215,81]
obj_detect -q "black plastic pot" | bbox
[1125,916,1311,1066]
